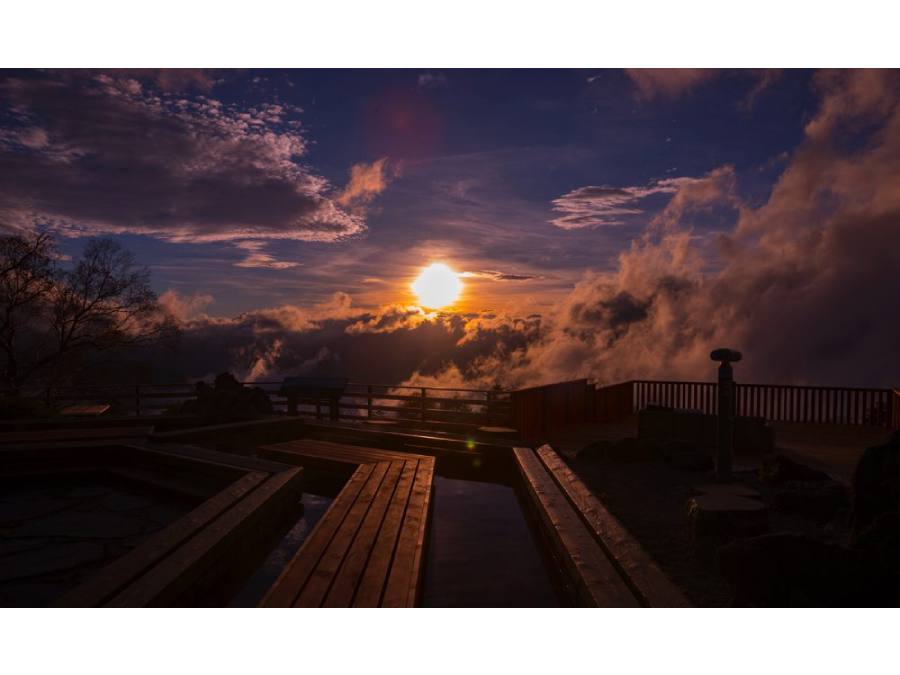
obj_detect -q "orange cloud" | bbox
[625,69,718,100]
[337,157,398,206]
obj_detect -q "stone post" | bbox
[710,348,742,481]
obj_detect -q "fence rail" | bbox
[511,378,900,442]
[33,380,512,429]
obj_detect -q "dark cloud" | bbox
[0,71,364,256]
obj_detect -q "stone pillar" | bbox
[710,348,742,482]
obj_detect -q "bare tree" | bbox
[0,233,177,393]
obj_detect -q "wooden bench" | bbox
[258,439,435,607]
[513,445,689,607]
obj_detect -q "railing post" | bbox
[711,348,742,482]
[135,385,141,417]
[421,387,427,422]
[367,385,373,418]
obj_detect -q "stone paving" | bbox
[0,472,201,606]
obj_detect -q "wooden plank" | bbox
[260,463,374,607]
[294,461,391,606]
[106,467,303,607]
[56,471,268,607]
[261,439,427,465]
[352,460,418,607]
[535,445,690,607]
[322,460,406,607]
[381,458,434,608]
[513,447,638,607]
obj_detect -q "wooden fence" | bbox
[511,379,900,442]
[38,381,512,430]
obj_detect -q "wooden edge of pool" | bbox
[513,445,691,608]
[52,443,304,608]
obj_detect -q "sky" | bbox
[2,69,899,388]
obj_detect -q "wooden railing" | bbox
[635,380,898,427]
[511,378,899,442]
[37,380,512,430]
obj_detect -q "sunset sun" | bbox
[411,262,463,308]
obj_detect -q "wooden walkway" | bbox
[258,439,435,607]
[514,444,689,607]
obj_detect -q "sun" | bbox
[411,262,463,308]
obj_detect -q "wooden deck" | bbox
[514,444,689,607]
[258,439,435,607]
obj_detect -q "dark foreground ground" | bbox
[567,454,854,607]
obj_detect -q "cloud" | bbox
[460,269,540,281]
[417,73,448,89]
[551,167,738,230]
[0,71,366,247]
[625,69,781,106]
[233,241,301,269]
[625,69,719,100]
[107,69,220,92]
[495,69,900,388]
[158,289,215,322]
[77,70,900,392]
[336,157,398,207]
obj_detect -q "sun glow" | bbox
[411,262,463,308]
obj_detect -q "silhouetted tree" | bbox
[0,232,177,392]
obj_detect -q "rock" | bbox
[693,483,761,500]
[574,437,661,461]
[718,532,900,606]
[576,440,611,460]
[669,448,714,471]
[851,431,900,538]
[759,453,831,483]
[772,481,849,522]
[605,437,663,462]
[687,493,768,550]
[854,510,900,572]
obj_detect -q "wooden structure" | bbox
[0,441,306,607]
[511,379,900,442]
[514,444,689,607]
[279,376,348,419]
[258,439,435,608]
[38,380,512,431]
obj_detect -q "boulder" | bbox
[854,510,900,573]
[718,531,900,607]
[759,453,831,483]
[693,483,761,500]
[687,493,769,551]
[851,431,900,538]
[772,481,849,522]
[576,439,611,460]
